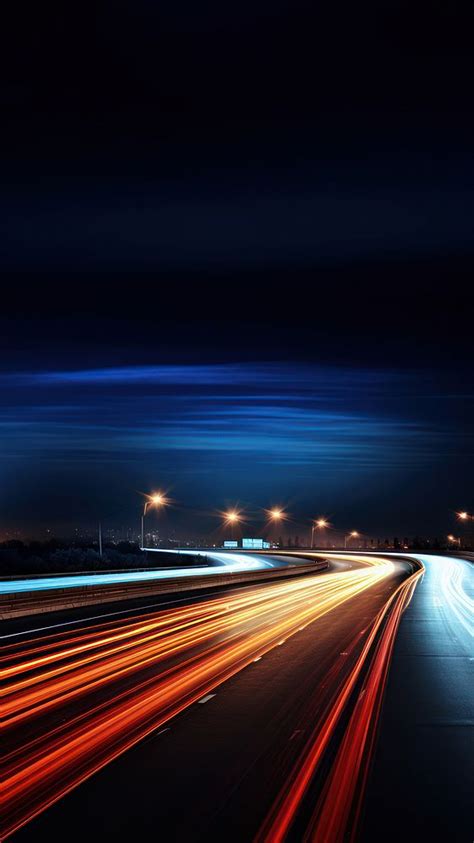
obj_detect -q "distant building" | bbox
[222,538,271,550]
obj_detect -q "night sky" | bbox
[1,2,473,538]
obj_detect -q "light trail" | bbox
[1,555,392,839]
[0,550,276,595]
[257,552,473,843]
[3,552,467,842]
[307,573,421,843]
[413,553,473,639]
[255,569,423,843]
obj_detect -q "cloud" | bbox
[0,362,452,474]
[3,362,398,390]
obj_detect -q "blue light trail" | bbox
[0,550,277,595]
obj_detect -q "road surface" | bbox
[2,553,419,841]
[361,553,473,843]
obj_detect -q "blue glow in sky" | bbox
[0,360,472,535]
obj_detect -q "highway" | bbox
[1,552,421,841]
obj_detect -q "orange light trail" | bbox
[308,573,421,843]
[255,565,423,843]
[1,555,400,839]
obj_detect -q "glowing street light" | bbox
[223,509,241,540]
[265,508,286,547]
[265,507,287,525]
[447,534,461,547]
[141,492,168,549]
[149,493,166,507]
[344,530,360,549]
[455,512,473,550]
[311,518,329,548]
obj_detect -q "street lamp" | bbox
[266,508,286,547]
[223,510,241,541]
[266,508,286,528]
[447,534,461,547]
[311,518,328,548]
[344,530,360,549]
[141,492,168,549]
[455,512,473,550]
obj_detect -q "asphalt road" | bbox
[361,554,473,843]
[2,554,415,842]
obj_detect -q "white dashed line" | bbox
[198,693,216,705]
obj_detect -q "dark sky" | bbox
[1,2,473,538]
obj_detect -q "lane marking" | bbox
[198,694,216,705]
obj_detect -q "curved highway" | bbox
[1,552,471,842]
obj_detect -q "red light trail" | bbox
[1,556,421,840]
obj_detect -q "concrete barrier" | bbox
[0,560,329,619]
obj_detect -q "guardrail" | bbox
[0,559,329,620]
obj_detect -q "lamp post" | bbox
[98,522,103,558]
[455,511,473,550]
[447,534,461,548]
[267,508,285,545]
[141,492,167,549]
[344,530,360,549]
[311,518,328,548]
[224,510,241,542]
